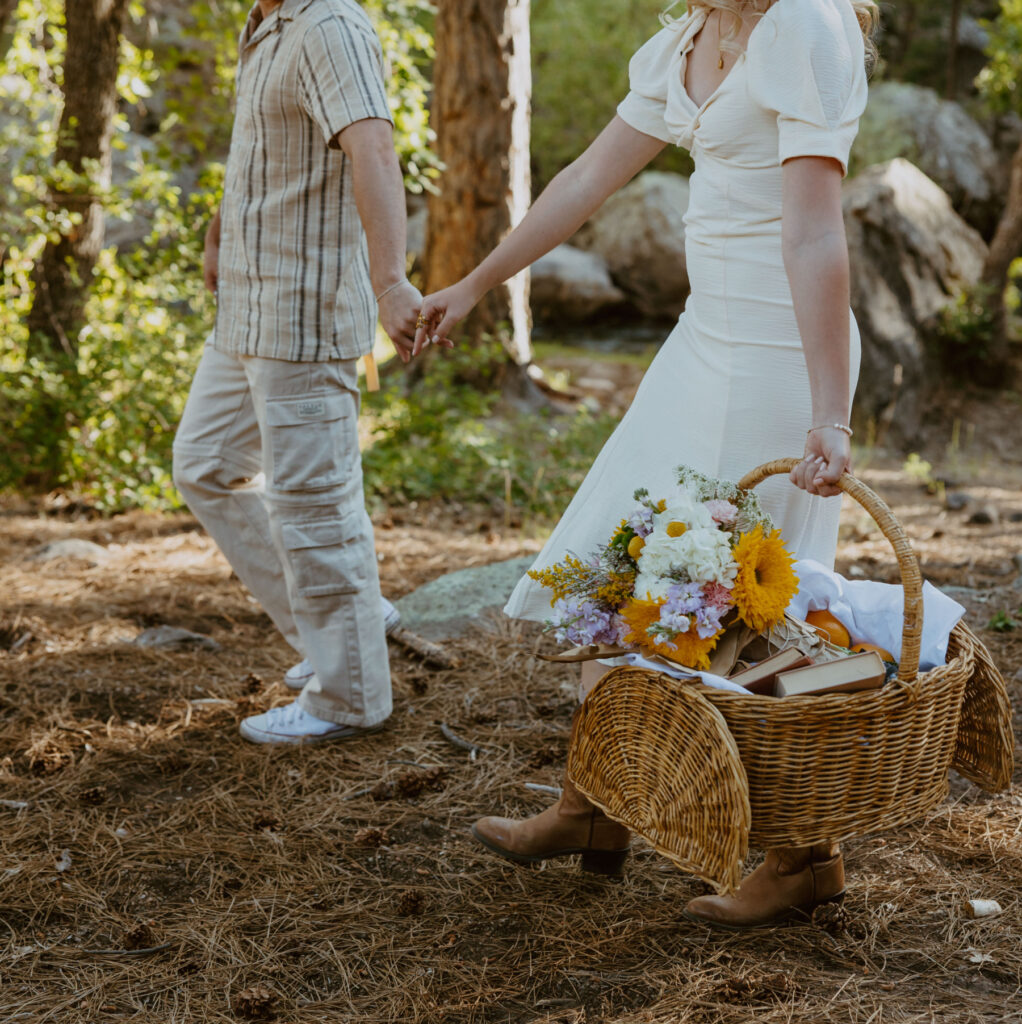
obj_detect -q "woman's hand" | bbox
[789,426,851,498]
[412,279,479,355]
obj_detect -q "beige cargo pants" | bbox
[172,340,391,728]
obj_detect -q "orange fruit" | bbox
[851,641,895,662]
[805,609,851,648]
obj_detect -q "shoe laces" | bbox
[272,701,313,727]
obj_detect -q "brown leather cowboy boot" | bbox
[470,710,631,875]
[682,843,844,930]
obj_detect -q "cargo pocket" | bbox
[281,517,365,598]
[265,391,355,493]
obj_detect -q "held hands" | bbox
[412,279,478,356]
[377,280,424,364]
[789,426,852,498]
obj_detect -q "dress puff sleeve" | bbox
[746,0,868,176]
[616,24,684,144]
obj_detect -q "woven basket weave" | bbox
[568,459,1014,892]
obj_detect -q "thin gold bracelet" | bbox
[807,423,853,437]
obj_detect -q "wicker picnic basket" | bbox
[568,458,1014,893]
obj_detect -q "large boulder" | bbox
[530,244,627,323]
[844,159,987,442]
[572,170,690,321]
[394,556,536,640]
[850,82,1002,235]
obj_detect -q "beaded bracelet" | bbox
[375,278,408,302]
[807,423,853,437]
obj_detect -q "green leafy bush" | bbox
[1,0,439,508]
[361,341,618,521]
[530,0,694,189]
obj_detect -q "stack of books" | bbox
[731,648,886,698]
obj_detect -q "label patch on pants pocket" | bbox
[265,392,354,492]
[296,399,326,418]
[281,517,365,598]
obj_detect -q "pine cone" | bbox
[232,984,277,1021]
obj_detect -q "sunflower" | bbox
[620,598,720,671]
[731,525,799,632]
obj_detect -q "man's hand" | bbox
[203,210,221,295]
[378,280,422,364]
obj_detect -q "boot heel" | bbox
[580,847,629,876]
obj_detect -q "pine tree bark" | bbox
[423,0,532,366]
[0,0,18,54]
[26,0,130,364]
[981,135,1022,366]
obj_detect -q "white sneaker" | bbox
[283,658,316,690]
[239,701,385,745]
[381,595,401,635]
[282,596,401,690]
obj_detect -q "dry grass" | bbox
[1,463,1020,1023]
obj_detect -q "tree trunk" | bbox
[26,0,129,364]
[0,0,18,56]
[981,135,1022,365]
[424,0,532,366]
[946,0,961,100]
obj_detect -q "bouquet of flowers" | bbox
[529,466,800,671]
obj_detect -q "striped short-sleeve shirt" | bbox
[214,0,393,362]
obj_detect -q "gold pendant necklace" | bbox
[718,52,725,69]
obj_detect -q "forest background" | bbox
[2,0,1021,519]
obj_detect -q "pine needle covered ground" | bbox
[1,461,1020,1023]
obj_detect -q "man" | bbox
[173,0,421,744]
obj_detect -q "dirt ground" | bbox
[1,427,1021,1021]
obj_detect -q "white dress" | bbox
[506,0,869,623]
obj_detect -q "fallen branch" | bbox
[0,799,29,810]
[439,722,489,759]
[388,626,460,669]
[524,783,562,797]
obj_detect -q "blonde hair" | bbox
[662,0,880,72]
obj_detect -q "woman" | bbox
[414,0,877,929]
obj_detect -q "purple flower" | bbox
[550,597,622,647]
[693,604,725,638]
[665,582,703,613]
[627,506,655,538]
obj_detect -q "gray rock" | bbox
[843,159,987,442]
[30,539,110,565]
[530,244,626,323]
[850,82,1002,234]
[1012,552,1022,573]
[394,556,535,640]
[967,506,999,526]
[573,170,690,320]
[131,626,221,652]
[944,492,974,512]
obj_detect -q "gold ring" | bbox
[415,314,427,329]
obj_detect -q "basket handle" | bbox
[737,458,923,684]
